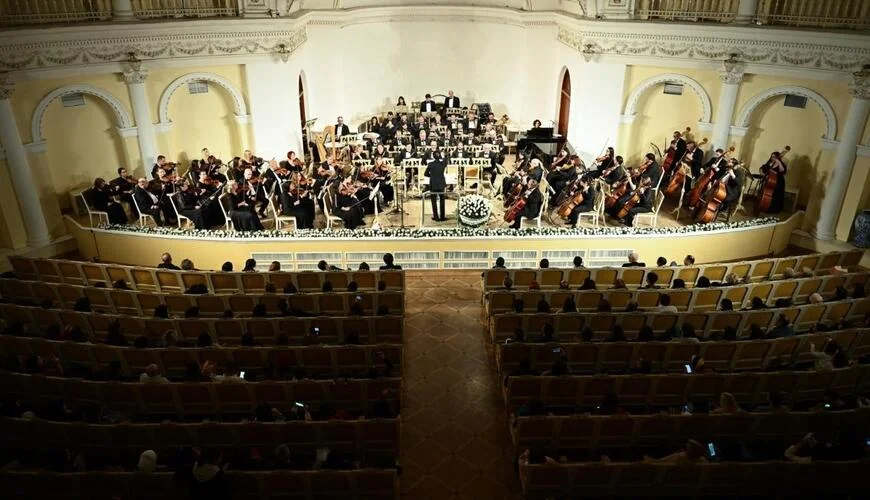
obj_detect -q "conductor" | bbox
[425,153,447,221]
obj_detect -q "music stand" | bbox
[368,182,382,229]
[385,162,410,228]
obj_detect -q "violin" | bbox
[757,145,790,213]
[686,146,735,209]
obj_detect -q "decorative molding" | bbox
[23,141,47,154]
[696,121,714,133]
[0,27,307,72]
[729,126,748,137]
[157,72,249,127]
[822,138,841,151]
[558,26,868,74]
[858,144,870,158]
[31,84,134,142]
[622,73,713,124]
[117,127,139,138]
[735,85,837,140]
[849,68,869,100]
[122,69,149,85]
[154,122,173,134]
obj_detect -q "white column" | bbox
[123,69,157,173]
[735,0,758,24]
[0,82,51,247]
[112,0,134,21]
[711,65,744,152]
[813,72,870,241]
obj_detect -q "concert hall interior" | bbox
[0,1,869,499]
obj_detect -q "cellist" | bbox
[716,158,743,220]
[614,176,654,227]
[566,178,596,228]
[508,178,543,229]
[759,150,788,213]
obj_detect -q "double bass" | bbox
[661,127,690,174]
[663,137,708,198]
[686,146,735,208]
[757,145,791,213]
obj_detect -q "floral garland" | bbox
[458,195,493,220]
[98,217,781,239]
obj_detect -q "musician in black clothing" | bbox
[759,151,788,213]
[444,90,460,110]
[526,159,544,184]
[151,155,169,179]
[642,153,663,189]
[619,176,655,227]
[109,168,135,204]
[509,178,543,229]
[420,94,436,113]
[479,143,501,185]
[227,181,264,232]
[424,154,447,221]
[603,156,628,187]
[279,180,315,229]
[334,116,351,139]
[396,142,417,191]
[133,178,169,225]
[670,131,687,163]
[683,141,704,180]
[92,177,128,224]
[716,159,744,219]
[175,180,207,229]
[242,167,269,217]
[336,181,365,229]
[566,180,596,228]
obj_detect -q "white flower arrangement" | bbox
[458,195,493,227]
[99,217,780,239]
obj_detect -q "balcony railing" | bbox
[635,0,739,23]
[131,0,238,20]
[0,0,239,26]
[0,0,113,25]
[757,0,870,30]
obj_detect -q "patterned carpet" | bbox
[400,271,523,499]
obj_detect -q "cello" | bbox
[616,178,653,219]
[693,176,728,224]
[557,179,589,218]
[504,187,530,222]
[605,178,630,209]
[663,137,708,199]
[686,146,734,209]
[661,127,690,174]
[756,145,790,213]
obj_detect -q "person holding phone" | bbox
[645,439,708,464]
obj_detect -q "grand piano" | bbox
[516,127,576,169]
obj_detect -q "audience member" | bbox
[623,252,644,267]
[243,259,257,272]
[572,256,584,268]
[642,272,659,289]
[558,280,570,290]
[712,392,742,414]
[683,255,695,266]
[358,261,370,270]
[657,294,677,312]
[696,276,711,288]
[720,298,733,311]
[380,253,402,270]
[112,279,129,290]
[671,278,686,289]
[502,277,513,290]
[808,292,824,304]
[158,252,180,270]
[268,261,280,272]
[580,278,597,290]
[561,297,577,313]
[221,261,233,272]
[538,258,549,269]
[656,256,667,267]
[181,259,196,271]
[766,314,794,338]
[139,364,170,384]
[610,278,627,289]
[493,257,506,269]
[750,296,767,310]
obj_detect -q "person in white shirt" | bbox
[656,294,678,313]
[444,90,460,109]
[140,363,170,384]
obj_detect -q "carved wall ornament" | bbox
[31,84,134,142]
[850,65,870,100]
[157,72,249,128]
[621,73,713,124]
[734,85,838,140]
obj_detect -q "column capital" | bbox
[849,66,869,100]
[719,55,746,85]
[122,69,149,85]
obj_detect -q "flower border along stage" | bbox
[99,217,781,239]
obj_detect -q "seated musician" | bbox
[432,113,444,129]
[413,115,429,137]
[566,178,596,228]
[532,119,542,128]
[227,181,264,232]
[370,157,394,206]
[396,96,407,106]
[199,148,211,169]
[587,147,614,179]
[396,141,417,191]
[526,158,544,184]
[92,177,128,225]
[287,151,305,172]
[440,129,453,147]
[133,177,169,225]
[109,167,135,205]
[759,150,788,213]
[465,111,479,134]
[242,167,269,218]
[381,118,397,145]
[715,158,743,220]
[313,161,338,213]
[350,144,367,162]
[196,171,220,196]
[509,178,543,229]
[279,176,315,229]
[336,179,366,229]
[372,143,389,160]
[175,179,208,229]
[546,150,573,194]
[423,140,442,163]
[452,142,469,159]
[151,155,169,179]
[414,129,428,149]
[204,155,227,183]
[479,143,501,186]
[613,175,654,227]
[420,93,436,113]
[642,153,662,189]
[367,116,381,135]
[444,90,460,110]
[606,156,628,187]
[395,113,410,129]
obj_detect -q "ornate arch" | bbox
[621,73,713,125]
[734,86,837,140]
[31,84,134,143]
[157,72,249,127]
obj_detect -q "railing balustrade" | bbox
[131,0,238,20]
[757,0,870,30]
[0,0,112,26]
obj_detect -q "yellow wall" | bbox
[0,158,27,249]
[618,65,722,165]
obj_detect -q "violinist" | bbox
[312,161,338,213]
[369,157,394,206]
[204,156,227,183]
[350,145,367,162]
[287,151,305,172]
[759,151,787,213]
[92,177,128,225]
[372,143,388,160]
[614,175,654,227]
[509,178,542,229]
[589,147,615,178]
[603,155,628,187]
[367,116,381,136]
[155,167,177,195]
[479,143,501,186]
[133,177,169,226]
[199,148,211,169]
[110,167,135,206]
[547,151,574,201]
[196,171,220,196]
[565,178,596,228]
[336,180,365,229]
[243,167,269,218]
[243,149,266,169]
[227,180,264,232]
[151,155,169,179]
[175,179,208,229]
[279,174,315,229]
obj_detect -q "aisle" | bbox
[400,271,523,499]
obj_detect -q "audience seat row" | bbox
[8,256,405,293]
[489,298,869,342]
[0,336,402,379]
[484,271,867,316]
[511,408,870,456]
[497,329,870,374]
[0,469,399,500]
[1,372,401,418]
[520,460,870,499]
[0,279,405,317]
[504,366,870,411]
[2,417,399,459]
[482,250,863,290]
[0,304,404,345]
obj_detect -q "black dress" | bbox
[279,184,315,229]
[760,160,787,213]
[92,188,128,224]
[336,192,365,229]
[177,190,207,229]
[229,192,264,232]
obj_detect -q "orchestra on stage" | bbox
[90,92,790,233]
